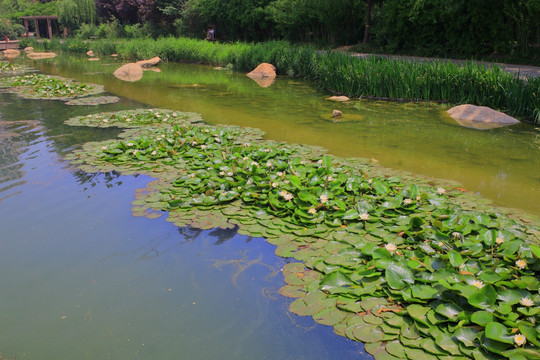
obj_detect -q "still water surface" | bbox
[0,55,538,359]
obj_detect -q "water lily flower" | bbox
[251,161,259,167]
[102,119,108,123]
[271,182,279,188]
[244,143,250,147]
[385,243,397,254]
[416,195,422,201]
[188,173,196,178]
[319,194,329,204]
[452,232,461,239]
[436,187,446,195]
[191,141,197,146]
[496,237,504,245]
[403,198,413,205]
[125,118,131,122]
[201,145,207,150]
[283,193,294,201]
[327,176,334,181]
[520,297,534,307]
[360,213,369,221]
[87,115,92,118]
[155,113,161,118]
[172,112,178,117]
[516,259,527,269]
[263,149,271,153]
[227,172,233,176]
[151,150,157,156]
[266,161,273,167]
[469,280,485,289]
[204,129,210,133]
[368,179,372,184]
[514,333,526,346]
[317,159,323,164]
[276,172,284,177]
[246,180,252,185]
[279,190,288,197]
[308,208,317,215]
[127,143,134,147]
[219,171,225,176]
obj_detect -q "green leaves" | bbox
[385,264,415,290]
[485,322,514,344]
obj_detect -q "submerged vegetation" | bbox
[25,37,540,124]
[61,108,540,360]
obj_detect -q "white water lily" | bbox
[263,148,271,153]
[276,172,284,177]
[360,213,369,221]
[102,119,108,123]
[151,150,157,156]
[279,190,288,197]
[200,145,207,150]
[127,143,134,147]
[516,259,527,269]
[514,333,526,346]
[403,198,412,205]
[452,232,461,238]
[469,280,485,289]
[385,243,397,254]
[219,171,225,176]
[101,146,107,151]
[204,129,210,133]
[271,182,279,188]
[436,187,446,195]
[319,194,329,204]
[266,161,273,167]
[172,112,178,117]
[520,297,534,307]
[283,193,293,201]
[496,237,504,245]
[308,208,317,215]
[188,173,196,178]
[125,118,131,122]
[251,161,259,167]
[227,172,233,176]
[367,179,372,184]
[416,195,422,201]
[244,143,250,147]
[87,114,92,118]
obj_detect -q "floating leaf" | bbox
[385,264,415,290]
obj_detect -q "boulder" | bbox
[326,96,349,102]
[136,56,161,68]
[247,63,276,79]
[86,50,95,57]
[3,49,20,58]
[332,110,343,117]
[447,104,520,130]
[26,52,56,59]
[88,58,100,61]
[24,47,34,53]
[113,63,143,82]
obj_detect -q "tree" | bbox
[57,0,96,30]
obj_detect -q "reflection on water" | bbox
[19,55,540,216]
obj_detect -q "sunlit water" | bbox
[0,54,538,359]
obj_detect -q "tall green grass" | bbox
[21,37,540,124]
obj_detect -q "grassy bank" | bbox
[23,37,540,124]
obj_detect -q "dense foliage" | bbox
[26,37,540,124]
[56,0,96,31]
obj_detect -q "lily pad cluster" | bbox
[0,73,104,100]
[0,61,27,73]
[65,96,121,106]
[63,108,540,360]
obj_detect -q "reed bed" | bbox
[24,37,540,124]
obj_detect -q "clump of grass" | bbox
[35,36,540,124]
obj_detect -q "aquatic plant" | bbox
[63,108,540,360]
[25,36,540,124]
[0,61,27,74]
[0,73,104,100]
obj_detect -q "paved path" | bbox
[346,52,540,78]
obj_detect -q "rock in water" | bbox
[326,96,350,102]
[247,63,276,79]
[447,104,520,130]
[136,57,161,68]
[113,63,143,82]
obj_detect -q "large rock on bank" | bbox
[447,104,520,130]
[113,63,143,82]
[26,52,56,59]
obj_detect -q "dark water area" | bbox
[0,54,538,359]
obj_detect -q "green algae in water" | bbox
[63,108,540,360]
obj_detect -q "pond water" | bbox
[0,55,538,359]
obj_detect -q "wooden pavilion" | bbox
[20,15,61,39]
